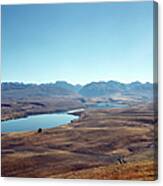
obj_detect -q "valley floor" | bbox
[1,105,158,180]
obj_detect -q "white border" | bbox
[0,0,162,186]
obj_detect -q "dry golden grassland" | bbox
[1,105,158,180]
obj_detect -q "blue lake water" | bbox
[87,102,128,109]
[1,103,128,133]
[1,113,79,133]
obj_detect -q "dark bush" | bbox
[37,128,42,133]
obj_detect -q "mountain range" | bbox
[2,80,154,100]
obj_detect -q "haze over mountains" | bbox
[2,80,154,100]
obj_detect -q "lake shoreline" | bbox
[1,103,130,132]
[1,107,84,122]
[1,108,85,133]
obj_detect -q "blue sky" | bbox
[2,2,154,85]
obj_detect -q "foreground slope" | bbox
[1,104,157,180]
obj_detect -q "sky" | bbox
[2,1,154,85]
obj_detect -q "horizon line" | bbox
[1,80,154,86]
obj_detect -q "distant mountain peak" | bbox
[130,81,142,85]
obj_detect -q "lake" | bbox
[1,112,79,133]
[87,102,128,109]
[1,103,129,133]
